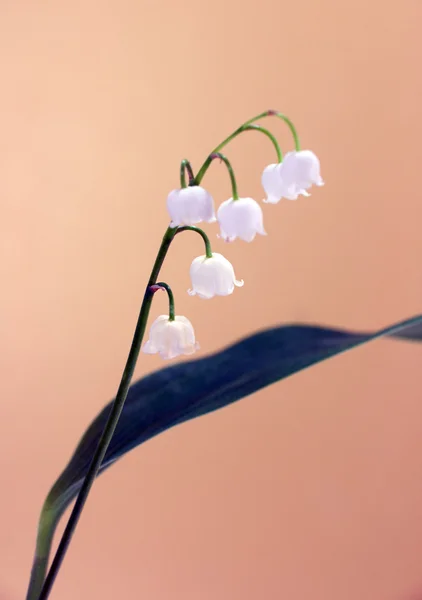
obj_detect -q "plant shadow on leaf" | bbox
[26,315,422,600]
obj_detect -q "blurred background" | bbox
[1,1,422,599]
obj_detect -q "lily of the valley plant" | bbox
[30,110,324,600]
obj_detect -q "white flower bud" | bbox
[278,150,324,198]
[188,252,244,299]
[142,315,199,360]
[261,163,309,203]
[167,186,216,227]
[217,197,266,242]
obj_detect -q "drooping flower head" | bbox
[217,197,266,242]
[278,150,323,197]
[188,252,244,299]
[261,163,310,203]
[167,185,216,227]
[142,315,199,360]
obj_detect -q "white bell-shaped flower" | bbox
[142,315,199,360]
[278,150,324,199]
[217,197,266,242]
[167,185,216,227]
[188,252,244,299]
[261,163,310,203]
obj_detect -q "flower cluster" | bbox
[142,111,323,359]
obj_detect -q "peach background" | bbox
[1,1,422,599]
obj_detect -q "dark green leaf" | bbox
[27,315,422,599]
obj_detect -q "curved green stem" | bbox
[176,225,213,258]
[195,109,299,184]
[151,282,175,321]
[180,159,194,188]
[241,125,282,162]
[34,226,177,600]
[195,152,238,200]
[267,110,300,151]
